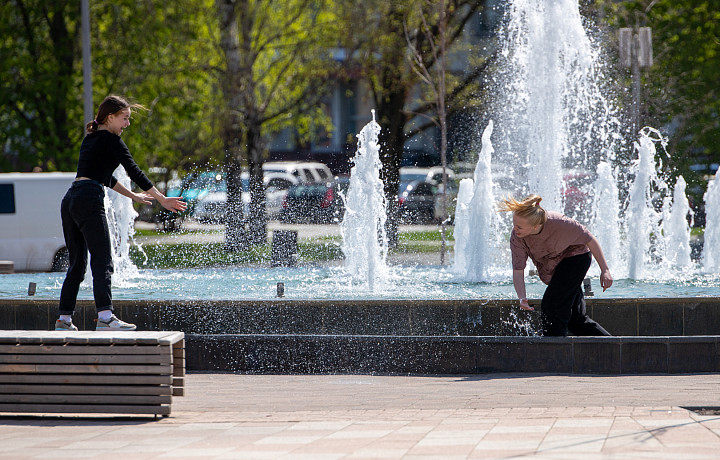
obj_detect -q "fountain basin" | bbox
[4,298,719,374]
[4,298,720,336]
[186,334,720,375]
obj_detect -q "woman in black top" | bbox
[55,95,186,331]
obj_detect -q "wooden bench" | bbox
[0,331,184,417]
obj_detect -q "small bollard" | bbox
[276,282,285,298]
[583,278,594,296]
[28,282,37,296]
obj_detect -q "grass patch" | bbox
[131,240,344,269]
[398,228,454,242]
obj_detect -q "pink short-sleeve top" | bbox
[510,211,592,284]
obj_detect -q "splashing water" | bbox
[453,121,504,281]
[106,167,142,285]
[340,110,388,290]
[625,129,666,279]
[663,175,693,270]
[463,0,705,282]
[592,161,624,277]
[493,0,622,215]
[703,173,720,273]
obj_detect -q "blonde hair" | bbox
[498,194,547,227]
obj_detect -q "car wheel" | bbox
[51,248,69,272]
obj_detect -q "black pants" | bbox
[58,181,114,315]
[540,252,610,337]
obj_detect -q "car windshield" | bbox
[182,173,226,192]
[288,184,326,197]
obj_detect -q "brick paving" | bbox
[1,373,720,459]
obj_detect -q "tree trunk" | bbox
[216,0,249,251]
[245,117,267,246]
[374,5,411,248]
[376,91,408,248]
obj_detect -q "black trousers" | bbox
[540,252,610,337]
[58,181,115,315]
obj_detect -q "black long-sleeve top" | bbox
[76,130,153,191]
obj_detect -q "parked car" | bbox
[279,181,344,224]
[264,172,300,219]
[399,166,455,186]
[398,166,458,223]
[562,171,593,221]
[263,161,333,184]
[398,180,438,223]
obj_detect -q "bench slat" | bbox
[0,384,172,395]
[0,403,170,415]
[0,364,172,375]
[0,354,172,365]
[0,374,173,385]
[0,394,172,404]
[0,345,168,355]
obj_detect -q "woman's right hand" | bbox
[161,196,187,213]
[519,298,534,311]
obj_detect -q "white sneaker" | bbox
[55,319,78,331]
[96,315,137,331]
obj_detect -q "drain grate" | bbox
[682,406,720,416]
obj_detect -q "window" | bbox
[0,184,15,214]
[301,169,315,182]
[266,178,292,190]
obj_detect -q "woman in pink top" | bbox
[499,195,612,336]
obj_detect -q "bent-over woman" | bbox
[498,195,612,336]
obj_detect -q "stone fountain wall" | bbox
[2,298,719,374]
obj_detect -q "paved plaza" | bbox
[1,372,720,459]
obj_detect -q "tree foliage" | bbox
[0,0,82,172]
[0,0,221,181]
[215,0,343,248]
[336,0,488,245]
[599,0,720,186]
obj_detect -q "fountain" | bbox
[340,110,388,291]
[2,0,719,375]
[704,172,720,272]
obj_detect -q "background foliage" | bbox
[1,0,718,202]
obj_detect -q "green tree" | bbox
[0,0,82,172]
[600,1,720,189]
[1,0,221,183]
[337,0,489,245]
[87,0,222,180]
[215,0,341,249]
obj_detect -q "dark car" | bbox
[398,180,437,223]
[279,182,345,224]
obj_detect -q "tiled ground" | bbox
[1,373,719,459]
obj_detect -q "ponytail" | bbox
[85,95,146,133]
[498,194,547,226]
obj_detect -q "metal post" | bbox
[81,0,93,125]
[631,32,641,133]
[619,27,653,134]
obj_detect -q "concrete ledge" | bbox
[185,334,720,375]
[2,298,720,336]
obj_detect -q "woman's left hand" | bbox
[161,196,187,213]
[600,269,613,291]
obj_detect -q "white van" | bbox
[0,172,75,272]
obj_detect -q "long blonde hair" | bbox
[498,194,547,226]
